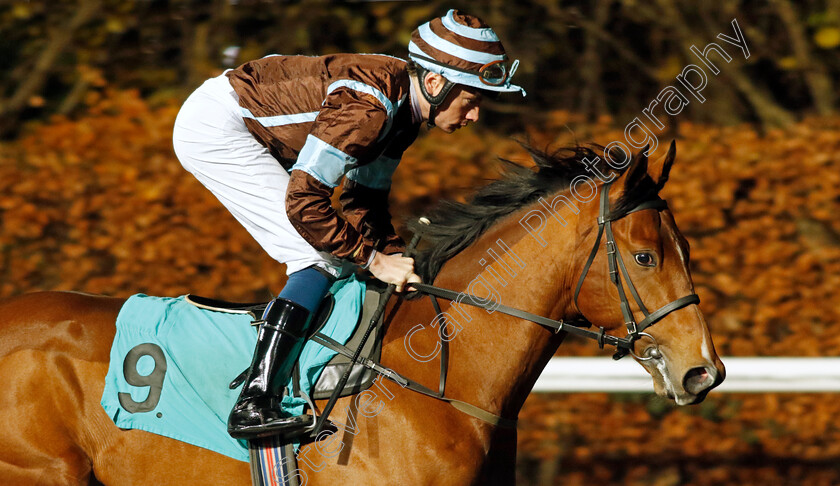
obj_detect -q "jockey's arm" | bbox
[285,87,419,289]
[286,170,419,290]
[286,169,374,265]
[340,160,406,256]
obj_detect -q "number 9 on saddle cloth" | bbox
[100,273,387,462]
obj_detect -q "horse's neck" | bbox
[390,206,582,418]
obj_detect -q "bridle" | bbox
[573,180,700,360]
[311,180,704,431]
[412,180,700,361]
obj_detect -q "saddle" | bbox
[185,279,390,403]
[185,282,390,486]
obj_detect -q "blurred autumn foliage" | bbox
[4,1,840,484]
[2,88,840,484]
[0,90,290,299]
[518,113,840,485]
[4,0,840,136]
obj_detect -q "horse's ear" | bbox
[648,140,676,191]
[618,144,650,196]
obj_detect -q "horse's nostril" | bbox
[683,366,714,395]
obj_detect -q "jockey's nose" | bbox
[466,106,480,122]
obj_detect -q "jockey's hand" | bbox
[368,252,422,293]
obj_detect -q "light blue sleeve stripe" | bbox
[241,108,318,127]
[417,23,504,65]
[326,80,394,119]
[440,9,499,42]
[291,135,358,188]
[345,156,400,190]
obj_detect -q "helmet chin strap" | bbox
[415,65,456,128]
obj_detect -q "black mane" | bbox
[409,143,660,283]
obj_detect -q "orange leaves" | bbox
[511,115,840,485]
[389,126,527,212]
[0,90,282,301]
[3,202,47,239]
[5,94,840,483]
[646,118,840,358]
[518,392,840,485]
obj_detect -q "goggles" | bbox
[410,53,520,88]
[477,59,512,86]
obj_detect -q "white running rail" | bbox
[533,357,840,393]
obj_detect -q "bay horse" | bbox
[0,143,724,485]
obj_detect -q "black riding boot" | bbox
[227,298,315,440]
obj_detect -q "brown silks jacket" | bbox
[226,53,420,266]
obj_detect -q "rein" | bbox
[414,180,699,360]
[409,283,624,349]
[314,181,702,432]
[390,180,700,427]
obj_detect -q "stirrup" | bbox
[228,413,315,440]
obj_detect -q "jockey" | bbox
[172,9,524,440]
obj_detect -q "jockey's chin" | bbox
[440,121,469,133]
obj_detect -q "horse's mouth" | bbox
[675,392,701,406]
[661,389,702,406]
[661,367,721,405]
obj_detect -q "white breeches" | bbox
[172,73,345,277]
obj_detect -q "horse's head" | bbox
[574,142,725,405]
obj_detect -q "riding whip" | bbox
[311,217,431,437]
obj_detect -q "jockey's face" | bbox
[423,73,482,133]
[435,85,482,133]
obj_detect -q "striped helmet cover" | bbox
[408,9,526,96]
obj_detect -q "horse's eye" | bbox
[634,252,656,267]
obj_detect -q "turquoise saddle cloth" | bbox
[100,275,365,462]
